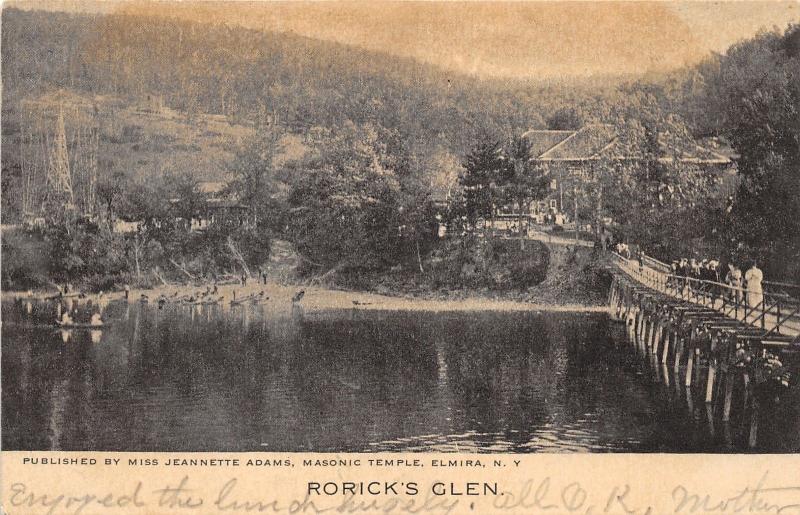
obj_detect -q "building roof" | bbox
[206,198,248,210]
[538,124,617,160]
[523,124,735,165]
[520,130,574,157]
[698,136,740,161]
[197,181,228,194]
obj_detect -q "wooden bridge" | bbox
[606,253,800,448]
[612,252,800,338]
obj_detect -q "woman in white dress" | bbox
[744,262,764,309]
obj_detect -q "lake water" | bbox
[3,298,799,452]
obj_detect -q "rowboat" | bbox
[233,299,271,306]
[45,292,82,301]
[54,321,108,329]
[190,297,225,305]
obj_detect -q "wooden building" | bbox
[515,124,738,223]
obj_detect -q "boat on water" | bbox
[45,291,83,301]
[230,291,269,306]
[54,320,108,329]
[230,295,256,305]
[189,296,225,305]
[231,298,270,306]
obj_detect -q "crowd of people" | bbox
[613,241,766,310]
[669,257,764,308]
[671,257,723,283]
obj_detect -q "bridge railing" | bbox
[610,252,800,338]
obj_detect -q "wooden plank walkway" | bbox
[610,253,800,340]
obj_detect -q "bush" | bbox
[426,237,550,291]
[46,221,127,283]
[1,228,53,290]
[485,239,550,290]
[83,272,136,293]
[163,222,272,278]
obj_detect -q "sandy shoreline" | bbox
[3,281,609,313]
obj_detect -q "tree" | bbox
[164,173,204,223]
[229,125,284,228]
[585,106,720,261]
[457,139,504,235]
[427,147,461,202]
[46,219,127,285]
[502,135,550,248]
[96,170,128,220]
[286,122,434,274]
[710,25,800,280]
[115,179,172,284]
[546,107,584,130]
[118,179,169,226]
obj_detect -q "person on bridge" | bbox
[669,261,679,288]
[677,258,687,277]
[690,259,701,279]
[726,263,743,304]
[708,260,721,282]
[699,260,709,281]
[745,262,764,309]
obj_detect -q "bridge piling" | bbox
[722,372,735,421]
[606,264,798,449]
[748,402,759,448]
[706,358,717,404]
[673,335,684,375]
[650,316,660,355]
[661,326,672,365]
[685,348,695,387]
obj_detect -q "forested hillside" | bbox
[0,7,613,224]
[1,8,619,155]
[0,7,730,220]
[2,6,798,289]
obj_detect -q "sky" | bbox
[8,1,800,78]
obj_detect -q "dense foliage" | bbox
[286,123,438,275]
[1,8,618,161]
[711,26,800,280]
[1,7,798,288]
[451,135,549,245]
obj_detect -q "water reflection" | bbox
[2,299,799,452]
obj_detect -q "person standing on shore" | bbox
[745,261,764,309]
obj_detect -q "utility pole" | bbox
[592,161,603,249]
[573,185,578,245]
[597,182,604,250]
